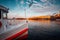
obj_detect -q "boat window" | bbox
[3,13,7,19]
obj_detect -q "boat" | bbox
[0,5,28,40]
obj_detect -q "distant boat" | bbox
[26,20,28,23]
[56,19,60,21]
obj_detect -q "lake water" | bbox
[28,20,60,40]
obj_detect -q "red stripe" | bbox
[17,34,28,40]
[0,21,2,27]
[6,28,28,40]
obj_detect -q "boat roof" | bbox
[0,5,9,13]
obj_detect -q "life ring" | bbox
[0,21,2,27]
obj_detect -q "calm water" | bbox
[28,20,60,40]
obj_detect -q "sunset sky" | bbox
[0,0,60,18]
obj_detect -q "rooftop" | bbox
[0,5,9,13]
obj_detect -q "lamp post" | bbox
[24,7,28,23]
[24,0,34,23]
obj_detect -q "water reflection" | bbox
[28,20,60,40]
[29,20,51,25]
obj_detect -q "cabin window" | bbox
[3,13,7,19]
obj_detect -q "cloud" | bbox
[8,5,26,18]
[20,0,24,4]
[40,0,47,2]
[8,0,60,18]
[28,1,59,15]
